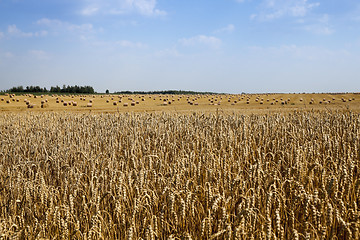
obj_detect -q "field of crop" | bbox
[0,109,359,239]
[0,93,359,113]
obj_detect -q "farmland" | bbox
[0,93,359,113]
[0,93,359,239]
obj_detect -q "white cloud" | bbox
[318,14,329,23]
[68,23,94,32]
[80,0,166,16]
[250,14,257,20]
[89,39,147,50]
[179,35,222,49]
[5,52,14,58]
[7,24,47,38]
[304,25,334,35]
[8,25,31,37]
[29,50,50,60]
[35,30,48,37]
[37,18,61,27]
[303,14,335,35]
[81,6,99,16]
[252,0,320,21]
[155,48,182,57]
[117,40,147,48]
[37,18,95,37]
[0,32,4,39]
[131,0,166,16]
[214,24,235,34]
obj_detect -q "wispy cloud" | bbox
[7,24,47,38]
[303,14,334,35]
[251,0,320,21]
[36,18,95,41]
[214,24,235,34]
[8,25,32,37]
[5,52,14,58]
[28,50,50,60]
[348,4,360,22]
[0,32,4,39]
[117,40,147,48]
[37,18,94,33]
[179,35,221,49]
[155,48,182,57]
[90,39,147,50]
[80,0,166,16]
[81,6,99,16]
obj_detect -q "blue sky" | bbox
[0,0,360,93]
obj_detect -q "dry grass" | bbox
[0,110,359,239]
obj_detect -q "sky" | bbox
[0,0,360,93]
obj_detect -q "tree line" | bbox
[7,85,95,94]
[5,86,222,95]
[114,90,219,95]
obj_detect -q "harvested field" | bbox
[0,110,359,239]
[0,93,359,113]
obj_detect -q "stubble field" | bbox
[0,93,359,239]
[1,93,359,113]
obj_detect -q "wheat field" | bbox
[0,110,359,239]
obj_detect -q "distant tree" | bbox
[9,86,24,92]
[113,90,220,95]
[50,86,61,93]
[106,89,109,94]
[7,84,95,94]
